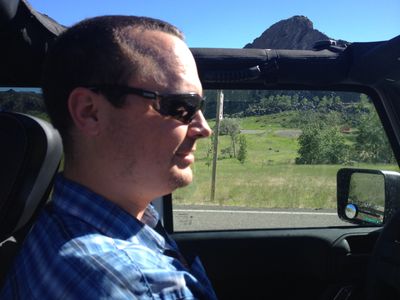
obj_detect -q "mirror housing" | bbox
[337,168,400,226]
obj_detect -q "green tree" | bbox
[320,127,348,164]
[354,112,395,163]
[237,135,247,164]
[296,124,322,164]
[219,118,241,157]
[296,120,348,164]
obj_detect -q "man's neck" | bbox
[63,164,149,220]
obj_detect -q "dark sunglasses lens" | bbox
[159,94,204,123]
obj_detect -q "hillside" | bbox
[0,89,44,114]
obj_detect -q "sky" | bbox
[27,0,400,48]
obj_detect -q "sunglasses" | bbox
[87,84,205,124]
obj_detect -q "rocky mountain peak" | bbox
[244,15,344,50]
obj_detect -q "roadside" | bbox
[172,205,350,231]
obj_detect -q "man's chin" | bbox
[170,166,193,189]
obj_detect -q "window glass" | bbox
[173,90,398,231]
[0,87,46,119]
[3,88,395,231]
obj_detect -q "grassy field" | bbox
[174,113,399,209]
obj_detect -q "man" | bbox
[1,16,216,299]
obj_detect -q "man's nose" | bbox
[187,111,212,139]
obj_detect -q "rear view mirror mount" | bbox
[337,168,400,226]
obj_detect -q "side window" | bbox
[172,89,398,231]
[0,87,46,118]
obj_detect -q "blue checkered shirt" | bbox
[0,175,217,299]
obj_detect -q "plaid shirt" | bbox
[1,175,217,299]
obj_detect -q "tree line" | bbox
[203,90,361,119]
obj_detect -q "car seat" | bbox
[0,111,62,285]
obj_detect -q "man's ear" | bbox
[68,87,101,136]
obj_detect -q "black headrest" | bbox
[0,0,19,25]
[0,112,62,241]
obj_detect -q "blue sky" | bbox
[29,0,400,48]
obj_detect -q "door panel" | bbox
[173,227,379,300]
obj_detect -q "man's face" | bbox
[99,31,211,202]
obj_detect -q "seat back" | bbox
[0,111,62,283]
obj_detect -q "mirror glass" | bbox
[347,173,385,225]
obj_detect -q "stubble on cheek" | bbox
[168,138,197,191]
[105,115,141,180]
[168,164,193,191]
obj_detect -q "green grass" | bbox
[174,160,340,209]
[174,113,399,209]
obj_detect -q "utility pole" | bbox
[210,90,224,204]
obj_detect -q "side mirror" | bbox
[337,168,400,226]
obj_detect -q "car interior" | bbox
[1,0,400,299]
[0,112,62,284]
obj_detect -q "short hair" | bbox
[42,15,184,148]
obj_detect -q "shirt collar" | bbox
[51,174,166,248]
